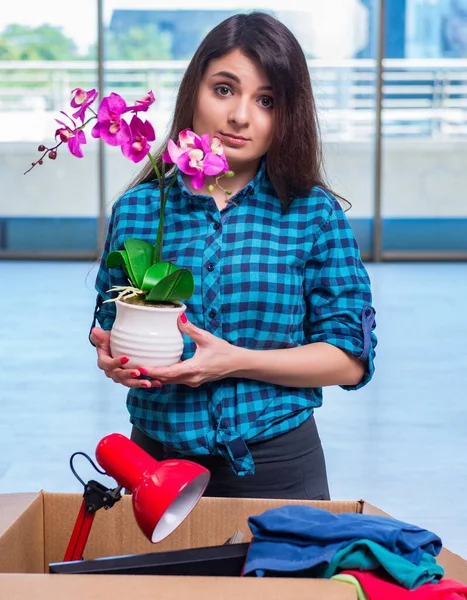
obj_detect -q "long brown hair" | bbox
[128,12,347,210]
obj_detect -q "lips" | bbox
[220,132,249,141]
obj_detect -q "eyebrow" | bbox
[211,71,273,91]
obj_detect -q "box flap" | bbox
[0,493,44,573]
[0,493,42,537]
[360,501,391,517]
[0,574,357,600]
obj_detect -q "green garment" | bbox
[320,539,443,589]
[332,573,369,600]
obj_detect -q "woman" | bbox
[90,12,377,500]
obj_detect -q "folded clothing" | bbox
[243,505,442,577]
[332,574,369,600]
[321,539,443,589]
[340,570,467,599]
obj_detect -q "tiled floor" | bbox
[1,260,466,557]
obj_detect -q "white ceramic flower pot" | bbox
[110,300,186,368]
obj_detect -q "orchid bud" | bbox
[225,170,234,178]
[38,144,46,151]
[38,159,43,165]
[49,151,57,160]
[208,184,214,193]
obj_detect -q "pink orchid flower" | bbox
[162,129,201,163]
[163,129,229,189]
[70,88,98,123]
[177,148,206,188]
[179,128,201,149]
[179,149,227,189]
[54,114,86,158]
[91,92,131,146]
[121,115,155,163]
[201,134,229,171]
[126,91,155,113]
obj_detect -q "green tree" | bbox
[0,23,78,60]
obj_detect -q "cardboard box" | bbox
[0,492,466,599]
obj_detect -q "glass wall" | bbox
[3,0,465,259]
[305,0,378,259]
[0,0,98,257]
[381,0,467,258]
[100,0,378,260]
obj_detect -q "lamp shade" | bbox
[95,433,210,542]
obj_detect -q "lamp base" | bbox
[53,542,250,576]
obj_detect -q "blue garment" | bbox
[93,162,377,475]
[243,505,442,577]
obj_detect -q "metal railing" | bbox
[1,58,467,139]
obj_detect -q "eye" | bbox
[214,85,233,97]
[258,96,274,109]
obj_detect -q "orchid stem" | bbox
[148,152,162,182]
[152,159,166,264]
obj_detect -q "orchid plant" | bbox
[25,88,233,305]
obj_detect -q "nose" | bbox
[228,97,250,128]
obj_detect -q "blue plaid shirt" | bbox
[93,162,377,475]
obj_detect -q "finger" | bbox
[107,368,163,389]
[92,329,130,367]
[92,328,129,370]
[177,314,206,342]
[141,362,195,384]
[90,327,110,350]
[137,367,179,382]
[96,350,129,372]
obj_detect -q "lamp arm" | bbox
[63,480,123,562]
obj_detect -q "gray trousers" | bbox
[130,416,330,501]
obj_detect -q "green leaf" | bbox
[144,264,194,302]
[146,270,194,302]
[141,261,179,292]
[123,238,154,289]
[106,250,135,284]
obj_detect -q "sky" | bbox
[0,0,368,58]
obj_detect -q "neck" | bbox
[184,160,260,201]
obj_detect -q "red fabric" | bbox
[342,570,467,599]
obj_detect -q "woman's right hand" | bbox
[90,327,160,389]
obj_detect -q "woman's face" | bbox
[192,49,275,173]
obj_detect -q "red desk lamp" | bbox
[64,433,210,562]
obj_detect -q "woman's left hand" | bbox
[138,315,242,388]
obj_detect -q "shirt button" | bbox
[207,262,215,272]
[213,222,220,231]
[209,309,217,319]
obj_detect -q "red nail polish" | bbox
[120,356,129,365]
[139,367,149,375]
[180,313,187,324]
[131,371,139,378]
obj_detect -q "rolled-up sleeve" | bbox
[304,195,377,390]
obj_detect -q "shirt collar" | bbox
[175,157,267,205]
